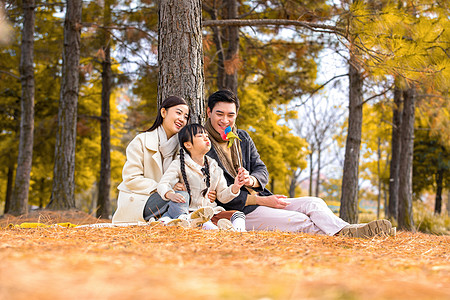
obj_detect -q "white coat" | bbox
[157,155,240,214]
[112,130,175,224]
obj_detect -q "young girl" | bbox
[112,96,190,224]
[157,124,248,231]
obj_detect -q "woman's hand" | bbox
[165,191,186,203]
[173,182,186,191]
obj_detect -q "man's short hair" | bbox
[207,90,240,112]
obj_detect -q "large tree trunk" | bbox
[48,0,82,210]
[339,53,363,224]
[9,0,35,215]
[97,0,112,219]
[224,0,239,94]
[397,87,415,231]
[388,83,403,221]
[434,169,443,214]
[158,0,204,123]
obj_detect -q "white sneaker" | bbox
[217,219,236,231]
[190,207,214,227]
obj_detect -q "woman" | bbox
[112,96,190,224]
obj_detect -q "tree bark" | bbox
[388,83,403,221]
[434,169,443,214]
[97,0,112,219]
[339,53,363,224]
[397,87,415,231]
[158,0,205,123]
[224,0,239,94]
[9,0,35,215]
[4,165,14,214]
[48,0,82,210]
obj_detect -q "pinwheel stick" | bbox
[235,139,242,168]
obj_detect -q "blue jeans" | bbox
[162,191,190,219]
[143,192,169,221]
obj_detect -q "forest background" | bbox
[0,0,449,234]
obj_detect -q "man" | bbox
[204,90,394,238]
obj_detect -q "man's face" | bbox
[207,102,237,134]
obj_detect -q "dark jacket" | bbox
[206,129,273,214]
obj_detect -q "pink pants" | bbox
[245,197,349,236]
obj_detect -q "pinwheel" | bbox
[221,126,242,167]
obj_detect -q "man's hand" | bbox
[173,182,186,191]
[237,167,252,187]
[256,195,289,209]
[208,190,217,203]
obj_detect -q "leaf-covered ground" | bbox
[0,211,449,300]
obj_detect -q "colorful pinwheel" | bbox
[221,126,241,148]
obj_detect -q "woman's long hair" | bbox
[178,124,211,200]
[145,96,189,132]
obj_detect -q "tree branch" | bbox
[0,69,20,80]
[203,19,346,36]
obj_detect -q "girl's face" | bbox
[161,104,189,138]
[184,130,211,156]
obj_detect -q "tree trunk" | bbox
[158,0,205,123]
[339,53,363,224]
[97,0,112,219]
[434,169,443,214]
[388,83,403,221]
[9,0,35,215]
[397,87,415,231]
[224,0,239,94]
[377,137,381,219]
[4,165,14,214]
[48,0,82,210]
[315,145,321,197]
[447,189,450,215]
[309,151,314,195]
[289,169,298,198]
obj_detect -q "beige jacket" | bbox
[157,155,240,214]
[112,130,176,223]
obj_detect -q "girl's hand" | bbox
[166,191,186,203]
[208,190,217,203]
[173,182,186,191]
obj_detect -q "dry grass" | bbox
[0,211,449,300]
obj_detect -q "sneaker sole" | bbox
[166,219,190,228]
[356,220,392,238]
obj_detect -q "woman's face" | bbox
[161,104,189,138]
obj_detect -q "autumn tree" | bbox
[9,0,35,215]
[158,0,204,122]
[48,0,82,210]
